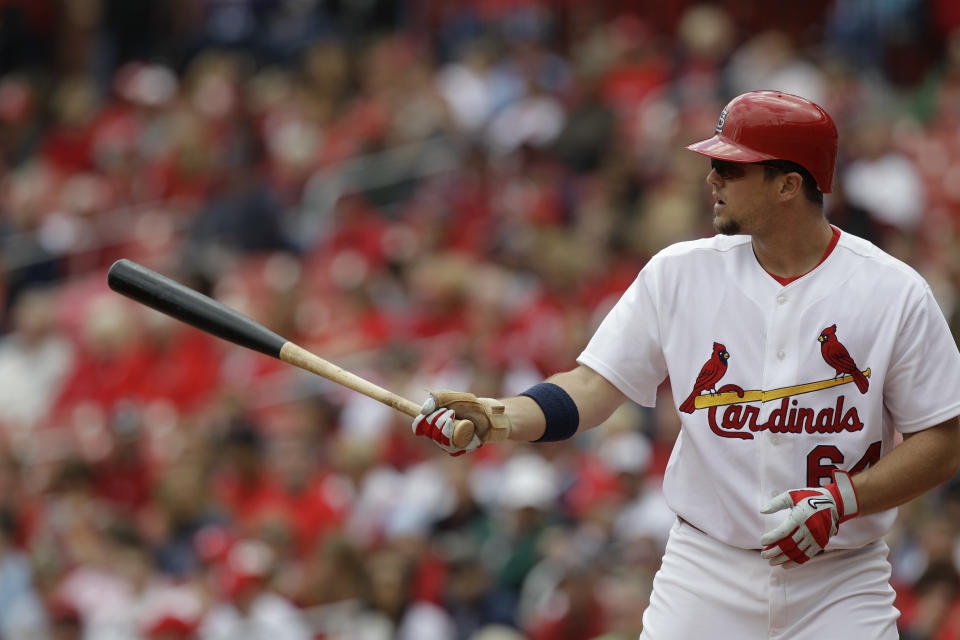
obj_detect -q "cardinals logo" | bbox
[681,326,872,440]
[818,324,869,394]
[680,342,730,413]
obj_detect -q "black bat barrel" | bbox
[107,259,288,358]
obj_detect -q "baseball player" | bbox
[412,91,960,638]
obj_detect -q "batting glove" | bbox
[412,407,482,457]
[759,470,859,568]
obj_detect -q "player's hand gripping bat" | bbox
[106,259,476,447]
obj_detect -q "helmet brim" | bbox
[685,135,778,163]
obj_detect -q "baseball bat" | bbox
[106,259,476,447]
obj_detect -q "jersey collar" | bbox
[765,225,841,287]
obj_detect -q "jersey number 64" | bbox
[807,441,882,487]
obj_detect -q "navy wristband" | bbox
[521,382,580,442]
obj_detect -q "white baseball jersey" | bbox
[578,229,960,550]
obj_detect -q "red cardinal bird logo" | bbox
[818,325,869,394]
[680,342,730,413]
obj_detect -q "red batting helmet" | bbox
[686,91,838,193]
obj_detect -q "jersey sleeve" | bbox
[577,269,667,407]
[884,285,960,433]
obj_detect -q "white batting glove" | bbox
[759,470,859,568]
[411,404,482,457]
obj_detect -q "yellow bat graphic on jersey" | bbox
[693,369,871,410]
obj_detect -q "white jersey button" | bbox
[777,350,786,360]
[776,294,787,304]
[771,435,781,444]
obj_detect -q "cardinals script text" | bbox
[707,394,863,440]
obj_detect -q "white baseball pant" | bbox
[639,518,899,639]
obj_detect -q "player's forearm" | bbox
[502,395,547,441]
[503,365,628,442]
[850,417,960,517]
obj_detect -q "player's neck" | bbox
[750,214,834,280]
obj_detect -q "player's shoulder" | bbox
[834,229,929,289]
[650,234,751,264]
[641,235,754,286]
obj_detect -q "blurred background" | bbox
[0,0,959,638]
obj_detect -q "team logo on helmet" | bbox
[715,108,727,133]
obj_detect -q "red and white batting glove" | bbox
[759,470,859,569]
[412,407,482,457]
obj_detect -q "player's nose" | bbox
[707,168,723,187]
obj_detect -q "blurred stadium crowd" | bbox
[1,0,960,638]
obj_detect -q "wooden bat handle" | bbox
[451,420,476,449]
[280,344,476,448]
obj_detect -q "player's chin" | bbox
[714,215,741,236]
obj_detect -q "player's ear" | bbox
[778,171,803,201]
